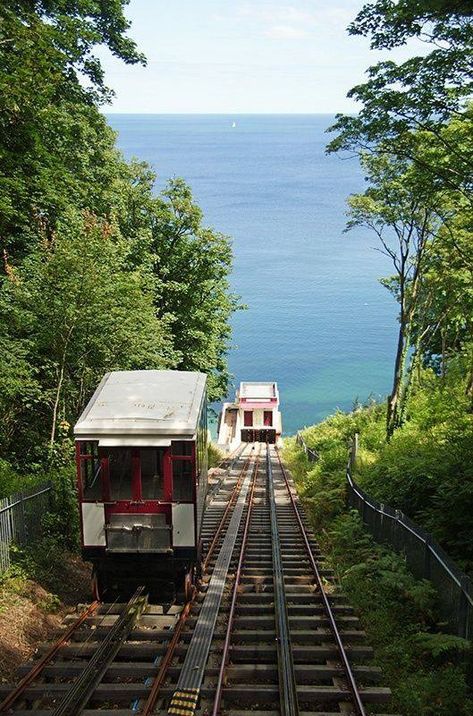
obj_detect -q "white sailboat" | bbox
[232,121,236,128]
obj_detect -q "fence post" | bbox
[458,575,471,639]
[19,492,27,545]
[7,496,14,545]
[394,510,403,551]
[349,433,359,473]
[423,536,432,581]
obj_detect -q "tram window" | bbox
[140,448,165,499]
[81,456,102,500]
[108,448,133,500]
[79,440,99,459]
[171,441,192,457]
[264,411,273,427]
[172,460,193,502]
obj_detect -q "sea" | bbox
[107,114,397,435]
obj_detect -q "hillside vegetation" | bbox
[287,1,473,711]
[0,2,239,507]
[289,368,473,573]
[283,370,473,714]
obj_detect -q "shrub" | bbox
[283,388,473,715]
[208,442,225,468]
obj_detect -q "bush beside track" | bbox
[0,539,91,683]
[283,396,473,715]
[0,460,91,683]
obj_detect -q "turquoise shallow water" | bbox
[107,114,397,434]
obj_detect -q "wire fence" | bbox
[0,483,52,574]
[296,431,473,639]
[295,432,319,463]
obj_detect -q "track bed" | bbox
[0,444,395,716]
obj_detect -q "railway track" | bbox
[0,443,394,716]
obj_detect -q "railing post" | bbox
[424,536,432,580]
[378,503,385,542]
[394,509,403,551]
[19,492,27,545]
[7,496,14,544]
[349,433,359,473]
[458,575,471,639]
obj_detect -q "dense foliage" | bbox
[296,3,473,709]
[0,2,239,487]
[291,367,473,571]
[329,0,473,438]
[284,406,473,715]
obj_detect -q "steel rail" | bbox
[215,442,246,471]
[275,447,368,716]
[142,446,257,716]
[211,447,261,716]
[266,446,299,716]
[169,449,257,709]
[203,448,253,572]
[139,588,197,716]
[51,586,147,716]
[0,600,100,713]
[206,443,248,502]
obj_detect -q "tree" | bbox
[0,1,240,470]
[149,179,240,402]
[346,151,439,437]
[0,2,144,265]
[410,204,473,402]
[327,0,473,198]
[328,0,473,436]
[0,210,175,463]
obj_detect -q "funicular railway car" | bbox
[74,370,208,600]
[217,381,282,451]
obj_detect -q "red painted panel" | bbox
[102,457,111,502]
[75,442,83,500]
[131,449,141,501]
[163,448,173,502]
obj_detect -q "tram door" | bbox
[171,441,196,548]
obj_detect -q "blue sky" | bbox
[100,0,421,114]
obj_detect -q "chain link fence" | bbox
[0,483,52,574]
[296,431,473,639]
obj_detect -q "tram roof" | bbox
[238,381,279,401]
[74,370,206,444]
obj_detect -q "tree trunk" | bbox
[465,346,473,413]
[50,325,74,450]
[50,360,66,450]
[441,328,447,380]
[386,315,410,440]
[398,339,419,427]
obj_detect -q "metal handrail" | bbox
[0,484,52,514]
[346,461,473,607]
[295,432,319,462]
[295,431,473,637]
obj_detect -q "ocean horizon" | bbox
[107,113,397,434]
